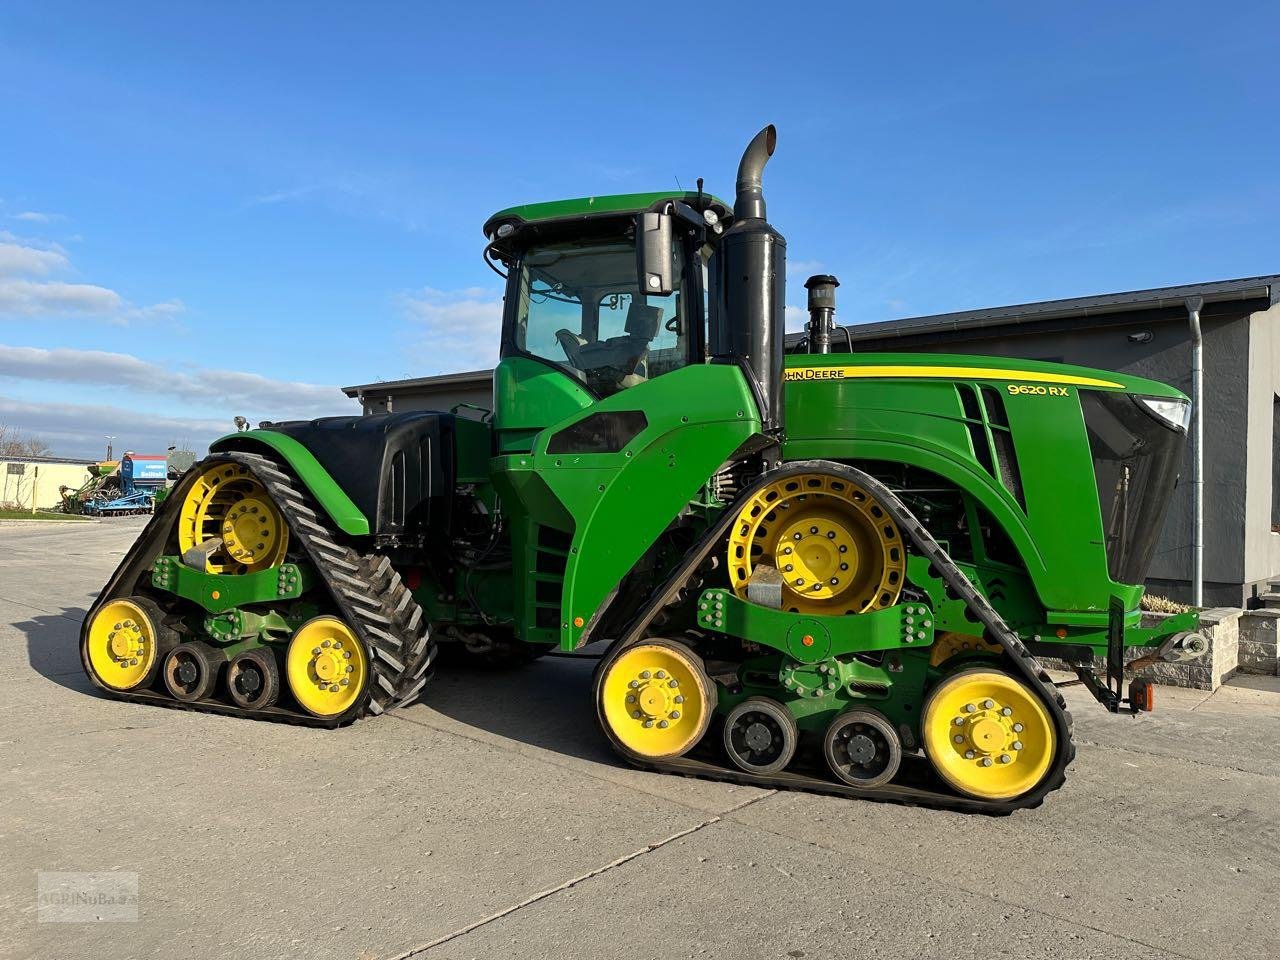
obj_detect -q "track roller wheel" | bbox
[723,697,798,774]
[596,639,715,761]
[823,709,902,787]
[286,617,368,718]
[227,647,282,711]
[922,667,1056,801]
[84,596,174,691]
[163,641,224,703]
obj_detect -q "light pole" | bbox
[104,436,116,460]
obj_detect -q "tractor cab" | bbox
[482,191,739,445]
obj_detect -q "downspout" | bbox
[1186,296,1204,607]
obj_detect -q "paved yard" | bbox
[2,518,1278,960]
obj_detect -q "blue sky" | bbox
[1,1,1276,458]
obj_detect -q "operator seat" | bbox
[580,302,663,383]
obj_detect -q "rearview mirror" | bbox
[636,209,674,296]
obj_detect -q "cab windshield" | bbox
[504,234,696,398]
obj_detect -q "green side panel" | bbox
[783,354,1147,616]
[484,190,731,234]
[492,357,594,454]
[210,430,369,536]
[453,416,493,484]
[696,589,935,658]
[492,363,762,650]
[150,557,312,613]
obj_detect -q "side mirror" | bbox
[637,209,674,296]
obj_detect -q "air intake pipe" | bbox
[711,124,787,432]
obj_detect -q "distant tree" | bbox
[0,424,53,458]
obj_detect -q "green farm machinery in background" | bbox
[81,126,1206,812]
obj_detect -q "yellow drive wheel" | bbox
[286,617,368,717]
[727,472,905,615]
[922,668,1057,801]
[85,597,169,691]
[597,639,715,761]
[178,460,288,574]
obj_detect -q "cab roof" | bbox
[483,190,731,239]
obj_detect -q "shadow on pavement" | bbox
[14,605,103,697]
[424,653,616,764]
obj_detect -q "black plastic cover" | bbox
[251,412,456,538]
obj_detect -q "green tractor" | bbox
[82,126,1206,812]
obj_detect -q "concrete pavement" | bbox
[2,518,1277,960]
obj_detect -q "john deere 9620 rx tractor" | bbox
[82,126,1207,812]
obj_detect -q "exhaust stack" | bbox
[711,125,787,432]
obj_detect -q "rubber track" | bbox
[598,459,1075,815]
[80,451,436,727]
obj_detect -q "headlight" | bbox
[1137,395,1191,431]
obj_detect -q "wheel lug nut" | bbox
[322,640,331,648]
[826,531,836,539]
[655,670,666,679]
[829,578,838,585]
[809,526,818,534]
[982,699,994,709]
[1001,707,1012,716]
[340,678,349,686]
[963,703,976,713]
[632,711,641,719]
[670,711,680,720]
[981,757,994,767]
[999,754,1011,764]
[793,533,802,540]
[840,563,849,571]
[643,720,654,728]
[312,648,321,656]
[954,734,964,744]
[964,750,975,759]
[640,670,651,679]
[1013,722,1024,733]
[784,564,794,572]
[1013,741,1023,750]
[343,651,352,660]
[838,545,847,553]
[658,720,669,729]
[629,680,639,689]
[954,717,965,726]
[674,695,684,703]
[626,695,636,704]
[669,679,679,687]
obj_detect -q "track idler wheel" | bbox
[723,697,798,774]
[823,709,902,787]
[595,638,716,762]
[922,667,1056,801]
[286,617,368,718]
[227,647,282,711]
[163,641,224,703]
[83,596,175,691]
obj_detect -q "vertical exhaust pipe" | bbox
[712,125,787,432]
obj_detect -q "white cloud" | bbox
[0,241,69,276]
[0,279,124,316]
[399,286,503,373]
[0,345,354,421]
[11,211,65,223]
[785,304,809,333]
[0,394,227,461]
[0,234,181,324]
